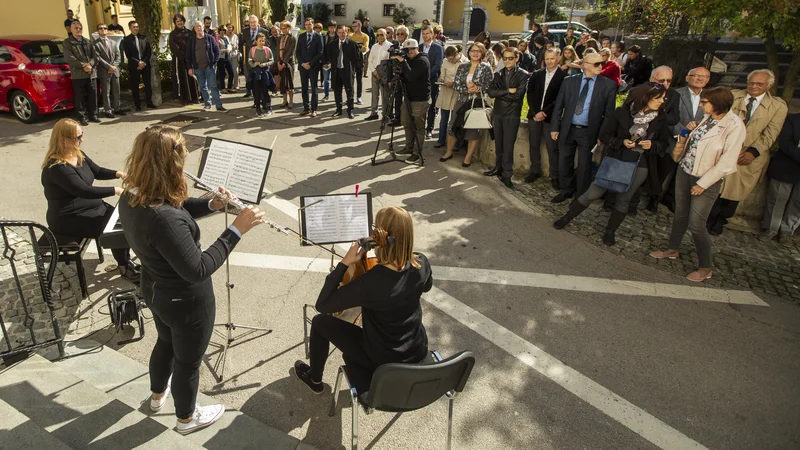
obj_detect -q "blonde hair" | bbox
[42,118,83,168]
[374,206,419,269]
[124,126,189,208]
[280,20,291,31]
[560,45,578,65]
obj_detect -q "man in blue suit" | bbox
[549,52,616,203]
[419,25,443,139]
[297,18,325,117]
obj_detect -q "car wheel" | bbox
[11,90,39,124]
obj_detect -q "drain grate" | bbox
[155,114,207,128]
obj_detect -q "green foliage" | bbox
[131,0,163,55]
[616,93,627,108]
[497,0,564,23]
[120,58,172,92]
[585,11,611,30]
[303,3,334,26]
[354,9,369,22]
[268,0,289,24]
[167,0,195,17]
[393,3,416,25]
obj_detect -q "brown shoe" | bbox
[686,268,712,282]
[649,250,679,260]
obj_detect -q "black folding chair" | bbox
[329,350,475,450]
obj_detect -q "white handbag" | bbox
[463,94,493,130]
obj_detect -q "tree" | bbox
[354,9,369,22]
[303,3,334,26]
[496,0,565,24]
[131,0,163,105]
[393,3,416,26]
[268,0,289,23]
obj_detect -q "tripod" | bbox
[372,68,425,167]
[205,205,272,382]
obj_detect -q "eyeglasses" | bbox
[502,56,516,61]
[747,81,767,87]
[98,26,107,30]
[688,74,710,79]
[655,78,672,83]
[376,34,385,37]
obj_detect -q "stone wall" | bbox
[474,121,767,231]
[0,228,84,355]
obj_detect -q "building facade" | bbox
[442,0,525,37]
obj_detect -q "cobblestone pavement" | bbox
[507,177,800,303]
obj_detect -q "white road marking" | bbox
[223,253,767,306]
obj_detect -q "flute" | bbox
[183,171,249,211]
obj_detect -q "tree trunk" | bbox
[132,0,163,105]
[781,52,799,103]
[763,26,779,97]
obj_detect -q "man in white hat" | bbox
[391,38,431,164]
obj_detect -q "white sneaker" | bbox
[150,376,172,412]
[175,404,225,435]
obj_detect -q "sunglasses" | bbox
[586,61,603,67]
[75,134,83,140]
[655,78,672,83]
[376,34,385,37]
[98,26,107,30]
[502,56,516,61]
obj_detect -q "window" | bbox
[0,46,11,62]
[20,41,66,64]
[334,3,347,17]
[383,4,396,16]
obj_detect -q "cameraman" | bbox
[392,39,430,163]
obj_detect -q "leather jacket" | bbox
[487,66,530,118]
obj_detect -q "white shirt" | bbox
[746,92,766,116]
[689,89,702,118]
[541,67,558,110]
[368,40,393,73]
[422,42,431,54]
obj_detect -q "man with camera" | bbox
[392,39,431,164]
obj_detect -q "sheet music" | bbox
[303,194,371,245]
[200,139,271,204]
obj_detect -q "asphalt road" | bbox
[1,83,798,450]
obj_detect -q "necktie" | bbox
[338,40,344,69]
[105,38,110,57]
[307,32,312,53]
[574,78,591,115]
[745,96,756,124]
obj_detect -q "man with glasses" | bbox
[550,52,617,202]
[706,69,788,235]
[392,38,430,163]
[241,15,269,99]
[93,23,125,118]
[64,20,99,125]
[365,28,392,121]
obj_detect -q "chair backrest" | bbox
[363,351,475,413]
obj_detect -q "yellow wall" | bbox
[442,0,524,34]
[0,0,72,38]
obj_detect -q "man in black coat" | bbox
[526,48,567,188]
[240,15,269,98]
[297,18,325,116]
[761,113,800,243]
[121,21,156,111]
[324,25,360,118]
[550,52,617,202]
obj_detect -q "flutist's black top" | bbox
[41,154,117,237]
[316,254,432,367]
[119,193,240,293]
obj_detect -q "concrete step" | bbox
[0,354,202,450]
[716,49,795,64]
[55,340,315,450]
[0,396,73,450]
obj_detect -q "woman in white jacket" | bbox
[434,45,467,148]
[650,86,746,282]
[365,29,393,121]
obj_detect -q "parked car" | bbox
[520,21,592,43]
[0,36,74,123]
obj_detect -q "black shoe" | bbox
[553,199,588,229]
[113,109,127,116]
[627,207,638,216]
[256,110,264,117]
[439,154,453,162]
[551,179,560,190]
[483,167,501,177]
[603,210,626,246]
[79,118,89,126]
[405,154,421,163]
[119,264,140,284]
[396,147,413,155]
[104,112,116,119]
[365,113,379,121]
[216,106,227,111]
[709,220,724,236]
[462,161,472,168]
[646,196,659,213]
[551,192,573,204]
[135,106,142,112]
[661,197,675,213]
[525,172,541,183]
[332,110,343,117]
[501,178,514,189]
[300,109,310,115]
[425,131,433,139]
[293,361,323,394]
[602,202,613,212]
[89,116,101,123]
[243,93,252,98]
[146,103,157,109]
[347,111,355,119]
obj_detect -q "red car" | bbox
[0,35,74,123]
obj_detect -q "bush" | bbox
[119,58,173,94]
[393,3,416,26]
[303,3,334,27]
[354,9,369,22]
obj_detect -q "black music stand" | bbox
[196,137,274,382]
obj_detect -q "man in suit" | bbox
[526,48,567,188]
[93,23,125,118]
[761,113,800,243]
[411,18,430,42]
[297,18,324,117]
[706,69,789,235]
[419,25,443,139]
[324,25,359,119]
[63,20,99,125]
[122,21,155,111]
[550,52,617,203]
[241,15,269,99]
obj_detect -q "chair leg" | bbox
[95,240,104,263]
[303,305,311,359]
[446,396,454,450]
[329,366,344,417]
[351,388,359,450]
[76,258,88,299]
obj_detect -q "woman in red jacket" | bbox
[599,48,622,87]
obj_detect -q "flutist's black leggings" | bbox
[143,277,215,419]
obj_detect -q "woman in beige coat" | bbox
[650,86,746,282]
[434,45,467,148]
